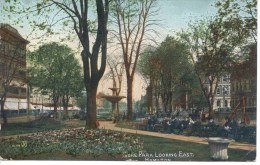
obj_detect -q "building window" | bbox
[9,86,19,94]
[21,88,26,94]
[222,74,230,82]
[223,86,228,95]
[216,87,221,95]
[217,100,221,106]
[231,100,234,107]
[225,100,228,107]
[252,98,256,106]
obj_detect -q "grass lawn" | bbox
[133,135,256,161]
[4,134,255,161]
[13,134,256,161]
[0,119,256,161]
[0,119,85,136]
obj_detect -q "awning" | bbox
[4,101,18,110]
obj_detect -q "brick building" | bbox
[0,23,29,111]
[230,44,257,111]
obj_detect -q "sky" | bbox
[109,0,218,101]
[1,0,218,44]
[0,0,218,101]
[153,0,217,41]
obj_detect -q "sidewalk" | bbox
[99,121,256,151]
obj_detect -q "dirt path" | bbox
[99,121,256,151]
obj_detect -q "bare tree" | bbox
[111,0,158,120]
[106,56,124,96]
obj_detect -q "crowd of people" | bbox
[138,112,242,138]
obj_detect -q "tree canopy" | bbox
[139,36,200,112]
[215,0,257,43]
[3,0,110,128]
[28,42,84,117]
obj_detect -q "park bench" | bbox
[133,118,148,130]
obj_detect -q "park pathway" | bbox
[0,120,256,151]
[99,121,256,151]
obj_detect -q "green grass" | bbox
[6,133,256,161]
[132,135,256,161]
[0,119,85,136]
[0,120,256,161]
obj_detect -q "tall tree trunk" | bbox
[0,99,7,125]
[86,86,98,129]
[161,93,168,112]
[155,94,159,114]
[63,106,68,119]
[1,86,8,125]
[53,96,59,118]
[146,86,152,114]
[208,96,214,119]
[197,75,216,120]
[62,96,69,119]
[126,77,133,121]
[167,92,173,113]
[53,103,58,119]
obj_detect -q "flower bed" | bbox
[0,128,143,159]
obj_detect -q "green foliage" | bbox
[180,18,237,75]
[28,42,84,109]
[1,0,98,43]
[138,135,255,161]
[0,129,143,159]
[0,119,86,136]
[75,94,87,111]
[178,17,245,116]
[215,0,257,43]
[139,37,201,111]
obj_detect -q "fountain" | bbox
[101,87,126,116]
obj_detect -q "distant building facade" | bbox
[202,73,232,112]
[230,44,256,111]
[0,23,29,110]
[30,90,79,111]
[214,74,231,111]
